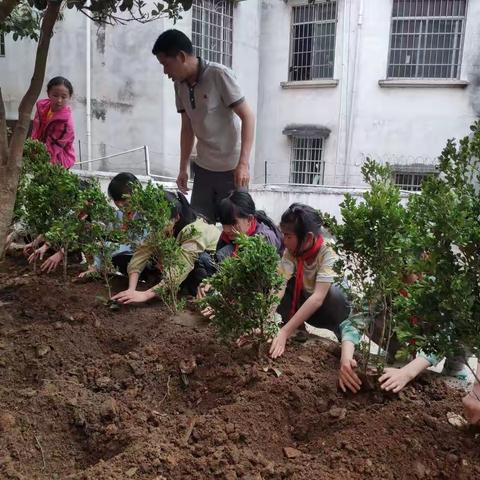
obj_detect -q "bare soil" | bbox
[0,256,479,480]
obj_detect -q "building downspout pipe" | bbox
[344,0,364,185]
[86,13,92,170]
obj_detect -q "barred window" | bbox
[289,1,338,81]
[290,137,325,185]
[392,164,438,191]
[388,0,467,79]
[0,33,5,57]
[192,0,233,67]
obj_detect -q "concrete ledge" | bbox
[378,79,469,89]
[280,79,339,89]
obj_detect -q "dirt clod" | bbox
[36,344,50,357]
[100,398,118,419]
[329,406,347,420]
[125,467,138,477]
[447,411,468,428]
[283,447,302,459]
[0,412,16,431]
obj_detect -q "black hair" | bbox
[164,190,197,238]
[152,29,194,57]
[280,203,323,253]
[107,172,140,202]
[47,76,74,96]
[218,190,281,236]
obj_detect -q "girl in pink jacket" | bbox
[31,76,76,169]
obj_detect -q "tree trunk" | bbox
[0,0,61,259]
[63,245,68,282]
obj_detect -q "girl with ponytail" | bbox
[216,190,283,260]
[196,190,283,299]
[269,203,350,359]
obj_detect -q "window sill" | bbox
[280,79,339,89]
[378,79,469,89]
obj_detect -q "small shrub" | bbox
[78,180,126,297]
[396,122,480,370]
[127,182,186,314]
[199,234,283,356]
[20,160,81,276]
[330,159,413,373]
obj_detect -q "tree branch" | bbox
[0,0,61,258]
[0,88,8,166]
[0,0,18,25]
[10,0,61,168]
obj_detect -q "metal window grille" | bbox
[289,1,337,81]
[289,137,325,185]
[388,0,467,79]
[192,0,233,67]
[392,164,438,191]
[0,33,5,57]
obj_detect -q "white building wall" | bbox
[255,0,480,187]
[73,168,379,224]
[0,1,261,178]
[1,0,479,188]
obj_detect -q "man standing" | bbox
[152,29,255,223]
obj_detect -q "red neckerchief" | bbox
[220,218,258,256]
[289,235,324,319]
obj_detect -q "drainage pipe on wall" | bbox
[86,13,92,170]
[344,0,364,185]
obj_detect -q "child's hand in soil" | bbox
[379,367,413,393]
[111,288,155,304]
[196,283,211,299]
[200,306,215,319]
[28,243,49,264]
[269,328,288,359]
[23,242,35,257]
[78,265,98,278]
[338,358,362,393]
[41,251,64,273]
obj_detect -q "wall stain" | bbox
[77,97,134,122]
[468,43,480,118]
[469,68,480,117]
[118,80,135,103]
[96,25,106,55]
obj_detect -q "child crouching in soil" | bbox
[196,190,283,299]
[269,204,351,359]
[112,191,220,304]
[78,172,145,278]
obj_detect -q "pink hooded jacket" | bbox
[31,98,76,169]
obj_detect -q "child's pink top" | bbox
[31,98,76,169]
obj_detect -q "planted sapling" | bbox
[127,182,187,314]
[396,122,480,382]
[330,159,413,379]
[76,180,127,298]
[199,234,283,356]
[20,160,80,276]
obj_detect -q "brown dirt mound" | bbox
[0,257,479,480]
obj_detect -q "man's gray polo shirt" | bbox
[174,58,244,172]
